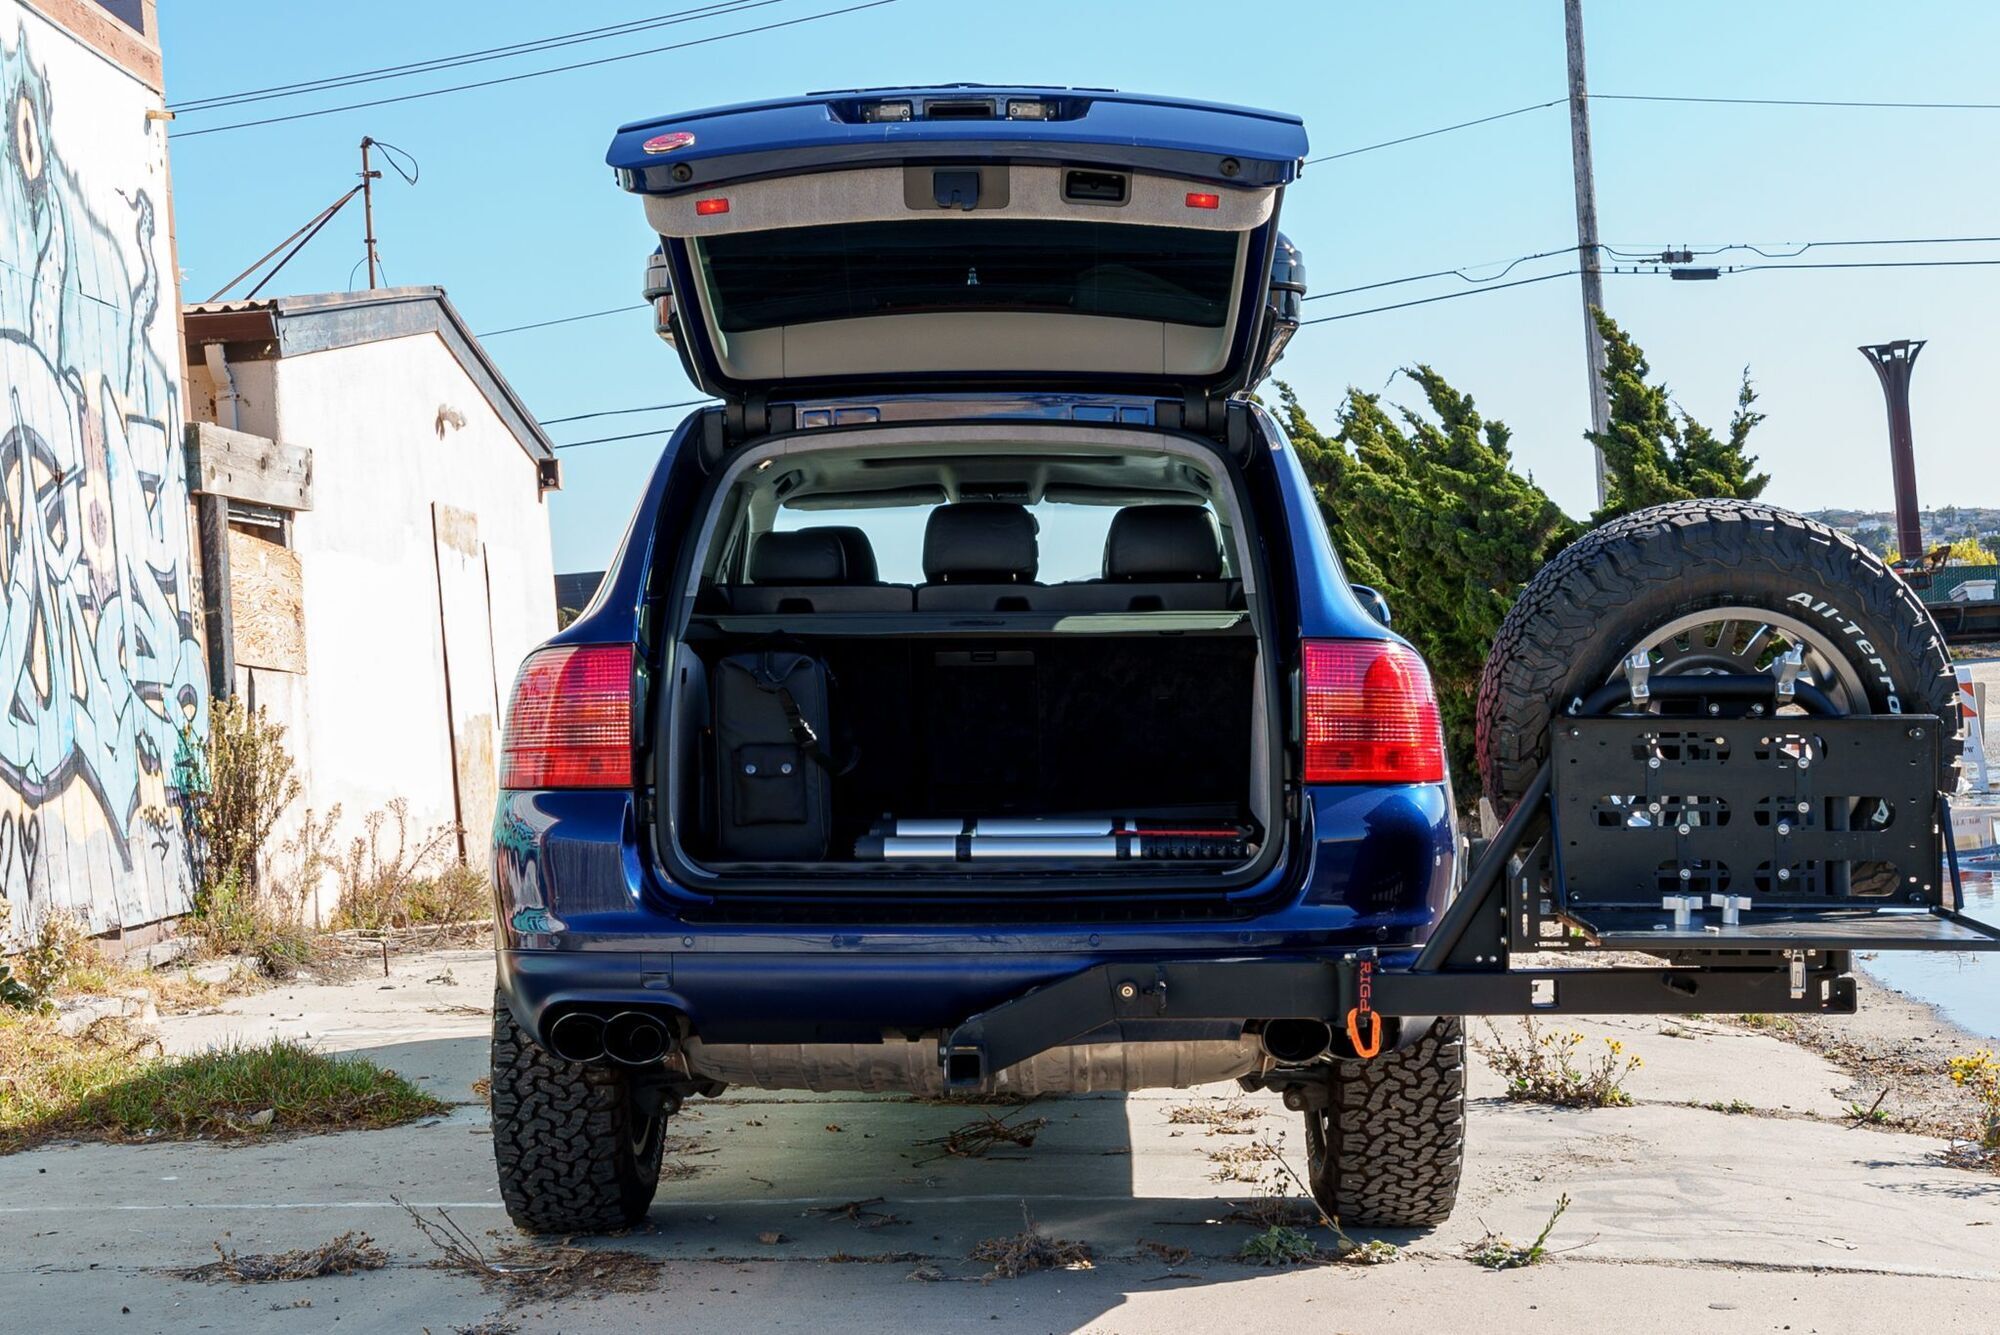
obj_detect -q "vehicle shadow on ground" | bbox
[334,1030,1398,1282]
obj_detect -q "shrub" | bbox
[14,909,98,996]
[0,902,32,1009]
[191,698,302,901]
[1948,1051,2000,1154]
[1483,1020,1642,1108]
[186,872,324,980]
[330,800,484,931]
[1238,1225,1317,1267]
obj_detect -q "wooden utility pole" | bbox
[1565,0,1611,505]
[360,136,382,288]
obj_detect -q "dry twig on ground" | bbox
[171,1231,386,1283]
[804,1196,907,1229]
[398,1201,659,1302]
[916,1111,1048,1158]
[1164,1098,1264,1134]
[969,1206,1093,1279]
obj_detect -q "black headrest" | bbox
[749,530,848,585]
[1103,505,1222,581]
[923,502,1038,583]
[812,526,880,584]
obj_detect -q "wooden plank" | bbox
[195,492,234,697]
[226,531,307,673]
[184,421,313,511]
[432,505,501,871]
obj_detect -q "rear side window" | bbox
[697,220,1239,332]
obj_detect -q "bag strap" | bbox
[748,652,840,772]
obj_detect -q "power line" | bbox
[1602,233,2000,261]
[1302,251,2000,324]
[478,304,650,338]
[1300,86,2000,174]
[170,1,899,140]
[542,400,710,427]
[1299,269,1584,325]
[1305,245,1579,300]
[1596,92,2000,112]
[552,427,688,451]
[171,0,778,113]
[1718,256,2000,276]
[1305,98,1564,165]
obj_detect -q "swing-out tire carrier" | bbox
[939,691,2000,1089]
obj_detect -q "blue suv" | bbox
[488,85,1979,1236]
[489,86,1464,1233]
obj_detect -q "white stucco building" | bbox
[182,288,560,916]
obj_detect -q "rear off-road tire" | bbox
[490,993,666,1234]
[1302,1016,1466,1228]
[1477,499,1956,811]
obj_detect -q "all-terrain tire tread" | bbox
[1303,1017,1466,1228]
[490,993,661,1234]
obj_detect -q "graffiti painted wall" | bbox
[1,3,206,931]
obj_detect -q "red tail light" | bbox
[500,645,633,789]
[1301,640,1446,784]
[1184,191,1221,209]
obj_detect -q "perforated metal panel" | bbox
[1550,715,1943,911]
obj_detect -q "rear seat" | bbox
[730,528,913,613]
[1040,504,1239,611]
[915,502,1043,612]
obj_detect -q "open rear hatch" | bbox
[606,86,1309,405]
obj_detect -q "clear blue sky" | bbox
[159,1,2000,573]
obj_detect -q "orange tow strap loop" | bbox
[1345,1007,1382,1059]
[1345,956,1382,1058]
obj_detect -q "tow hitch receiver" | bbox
[935,679,1997,1086]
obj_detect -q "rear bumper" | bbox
[493,779,1457,1048]
[498,943,1859,1092]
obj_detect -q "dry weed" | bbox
[399,1201,659,1303]
[172,1231,386,1283]
[969,1207,1092,1279]
[1164,1097,1264,1134]
[916,1111,1047,1159]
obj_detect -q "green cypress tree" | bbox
[1274,375,1574,792]
[1590,311,1769,520]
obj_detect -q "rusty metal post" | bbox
[1859,340,1926,562]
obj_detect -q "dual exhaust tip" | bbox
[546,1010,675,1066]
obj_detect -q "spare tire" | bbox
[1477,499,1957,814]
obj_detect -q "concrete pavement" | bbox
[1,948,1994,1333]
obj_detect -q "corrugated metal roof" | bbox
[183,287,557,466]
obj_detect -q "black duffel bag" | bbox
[712,650,837,859]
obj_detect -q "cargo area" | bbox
[650,430,1281,890]
[670,628,1263,872]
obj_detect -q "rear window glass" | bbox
[697,220,1239,332]
[771,500,1220,585]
